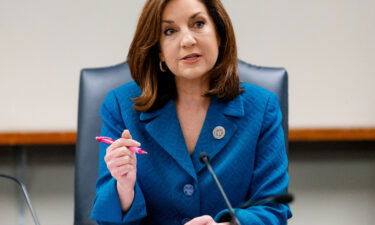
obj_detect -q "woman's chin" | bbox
[173,67,210,80]
[175,73,207,81]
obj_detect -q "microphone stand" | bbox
[199,152,241,225]
[0,174,41,225]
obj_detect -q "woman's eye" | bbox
[163,28,175,36]
[194,20,205,28]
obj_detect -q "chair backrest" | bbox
[74,60,288,225]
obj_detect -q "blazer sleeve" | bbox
[214,93,292,225]
[91,91,147,225]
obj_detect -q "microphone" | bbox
[199,152,242,225]
[240,193,294,208]
[0,174,41,225]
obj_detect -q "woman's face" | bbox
[159,0,220,81]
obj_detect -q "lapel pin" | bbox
[213,126,225,139]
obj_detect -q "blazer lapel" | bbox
[139,94,245,179]
[191,95,245,173]
[140,100,197,181]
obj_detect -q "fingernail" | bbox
[134,140,141,146]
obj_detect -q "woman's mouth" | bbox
[181,54,202,64]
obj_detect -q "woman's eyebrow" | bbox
[162,19,174,24]
[162,12,204,24]
[190,11,203,19]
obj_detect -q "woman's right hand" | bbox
[104,129,139,210]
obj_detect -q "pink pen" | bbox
[95,136,148,154]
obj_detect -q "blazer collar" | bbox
[190,95,244,174]
[139,94,245,180]
[221,94,245,118]
[139,94,244,121]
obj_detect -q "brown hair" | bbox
[128,0,241,112]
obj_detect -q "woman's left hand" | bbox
[184,215,231,225]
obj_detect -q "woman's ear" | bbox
[159,52,165,62]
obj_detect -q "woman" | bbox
[91,0,292,224]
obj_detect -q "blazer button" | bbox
[181,218,191,224]
[213,126,225,139]
[183,184,194,196]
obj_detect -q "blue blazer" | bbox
[91,81,292,225]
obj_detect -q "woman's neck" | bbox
[174,77,210,109]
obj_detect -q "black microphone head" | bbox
[199,152,209,163]
[274,194,294,204]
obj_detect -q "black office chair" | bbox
[74,60,288,225]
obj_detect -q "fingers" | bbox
[104,130,140,154]
[109,162,136,178]
[105,146,136,164]
[122,129,132,139]
[105,148,137,178]
[106,152,136,168]
[103,129,140,181]
[184,215,215,225]
[107,137,141,153]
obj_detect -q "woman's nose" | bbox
[180,30,196,48]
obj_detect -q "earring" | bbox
[159,61,167,72]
